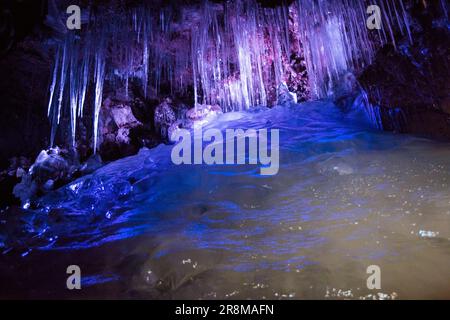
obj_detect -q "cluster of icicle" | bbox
[191,0,291,111]
[46,7,187,152]
[46,0,424,152]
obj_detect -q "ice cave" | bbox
[0,0,449,300]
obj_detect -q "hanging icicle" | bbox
[44,0,424,150]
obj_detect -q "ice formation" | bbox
[45,0,421,151]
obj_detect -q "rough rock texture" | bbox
[0,38,51,168]
[0,157,31,208]
[358,2,450,139]
[284,7,310,102]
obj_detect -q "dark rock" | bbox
[0,37,51,169]
[358,18,450,140]
[287,53,310,102]
[154,98,177,142]
[358,4,450,140]
[168,120,185,143]
[129,126,160,150]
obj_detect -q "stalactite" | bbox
[57,37,69,125]
[69,36,80,147]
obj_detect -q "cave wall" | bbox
[358,1,450,139]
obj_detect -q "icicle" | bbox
[47,46,61,117]
[69,39,80,147]
[93,47,106,153]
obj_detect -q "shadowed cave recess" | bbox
[0,0,449,299]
